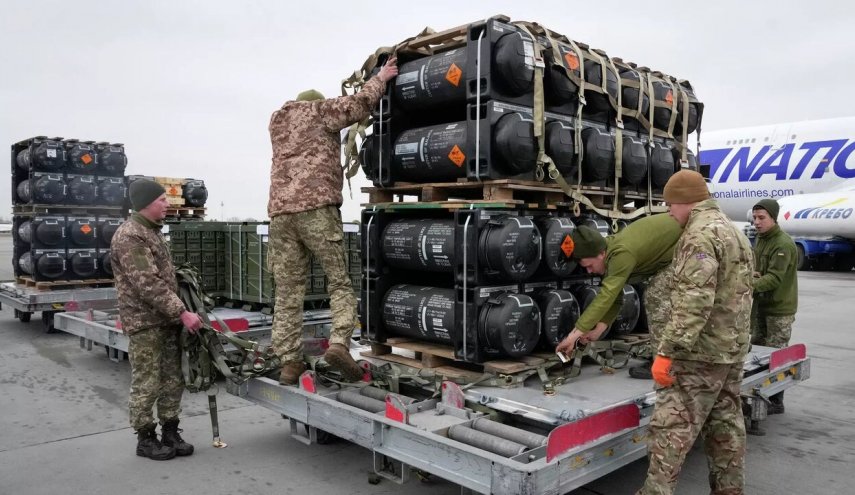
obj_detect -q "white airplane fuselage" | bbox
[700,116,855,239]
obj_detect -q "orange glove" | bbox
[652,355,674,387]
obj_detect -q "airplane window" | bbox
[765,137,769,142]
[751,139,756,143]
[727,140,731,145]
[791,135,797,139]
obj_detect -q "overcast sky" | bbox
[2,0,853,221]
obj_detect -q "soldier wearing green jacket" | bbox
[639,170,754,495]
[749,198,798,422]
[555,214,682,380]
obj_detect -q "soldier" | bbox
[111,179,203,460]
[267,57,398,385]
[749,198,798,426]
[555,214,682,380]
[638,170,754,495]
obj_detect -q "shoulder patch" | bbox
[130,247,150,270]
[695,252,707,260]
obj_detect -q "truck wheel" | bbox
[14,309,32,323]
[796,245,808,271]
[42,311,58,334]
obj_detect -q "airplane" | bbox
[699,116,855,271]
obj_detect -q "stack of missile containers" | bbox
[358,16,704,365]
[11,136,128,285]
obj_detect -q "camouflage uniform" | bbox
[267,76,385,364]
[575,214,682,335]
[268,207,357,362]
[640,199,754,495]
[641,263,674,356]
[111,213,187,430]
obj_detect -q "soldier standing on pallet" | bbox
[111,179,203,460]
[555,214,682,379]
[638,170,754,495]
[267,57,398,385]
[746,198,798,434]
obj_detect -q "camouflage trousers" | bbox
[269,206,357,364]
[639,264,674,359]
[127,326,184,431]
[751,309,794,348]
[639,360,746,495]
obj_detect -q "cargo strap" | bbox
[515,22,663,222]
[176,265,280,394]
[539,339,648,393]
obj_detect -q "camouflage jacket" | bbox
[110,213,186,334]
[753,225,798,316]
[267,76,386,217]
[576,213,682,332]
[658,200,754,363]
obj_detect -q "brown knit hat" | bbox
[663,170,710,204]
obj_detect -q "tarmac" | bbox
[1,235,854,495]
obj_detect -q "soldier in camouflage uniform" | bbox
[555,214,682,380]
[748,199,798,425]
[638,170,754,495]
[111,179,203,460]
[267,57,398,385]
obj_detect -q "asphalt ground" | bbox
[1,234,853,494]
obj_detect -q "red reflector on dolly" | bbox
[769,343,806,372]
[546,403,640,462]
[210,318,249,332]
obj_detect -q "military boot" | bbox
[279,361,307,385]
[161,418,194,456]
[324,343,363,382]
[136,424,176,460]
[628,361,653,379]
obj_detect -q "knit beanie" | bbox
[129,179,166,211]
[570,225,607,259]
[663,170,710,204]
[753,199,780,222]
[296,89,325,102]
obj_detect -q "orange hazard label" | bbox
[168,186,180,195]
[80,224,92,235]
[81,154,93,165]
[448,145,465,167]
[445,63,462,87]
[665,90,674,106]
[564,52,580,70]
[560,234,575,258]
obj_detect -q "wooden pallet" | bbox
[363,179,615,205]
[16,276,114,291]
[165,206,206,218]
[360,337,550,381]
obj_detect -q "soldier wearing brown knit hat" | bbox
[639,169,754,494]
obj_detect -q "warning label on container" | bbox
[80,224,92,235]
[448,145,465,167]
[168,186,180,195]
[564,52,580,70]
[665,90,674,106]
[445,63,462,87]
[560,234,575,258]
[81,154,93,165]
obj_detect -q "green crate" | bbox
[186,252,202,270]
[172,252,187,266]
